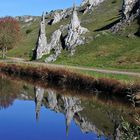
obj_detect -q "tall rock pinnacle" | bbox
[35,12,49,60]
[65,3,89,55]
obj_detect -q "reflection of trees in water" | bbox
[0,76,19,109]
[0,76,34,110]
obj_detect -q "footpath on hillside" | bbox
[0,57,140,77]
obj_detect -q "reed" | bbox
[0,63,139,98]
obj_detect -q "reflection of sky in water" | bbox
[0,100,106,140]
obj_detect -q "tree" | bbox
[0,17,20,58]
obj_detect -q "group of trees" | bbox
[0,17,20,58]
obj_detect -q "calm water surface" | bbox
[0,75,139,140]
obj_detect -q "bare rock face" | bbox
[81,0,105,13]
[35,13,50,59]
[111,0,140,32]
[15,15,35,23]
[52,12,63,24]
[122,0,139,20]
[48,9,73,25]
[45,29,62,62]
[65,5,89,55]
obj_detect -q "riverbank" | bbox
[0,62,140,104]
[0,58,140,83]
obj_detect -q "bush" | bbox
[26,29,32,34]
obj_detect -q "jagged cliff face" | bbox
[51,12,63,25]
[35,13,49,59]
[47,9,72,25]
[45,29,62,62]
[122,0,140,20]
[111,0,140,32]
[81,0,105,13]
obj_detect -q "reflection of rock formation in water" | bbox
[62,96,83,135]
[43,90,112,136]
[44,90,83,135]
[0,75,138,139]
[74,114,103,135]
[47,90,57,109]
[34,87,45,121]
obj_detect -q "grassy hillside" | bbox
[7,0,140,71]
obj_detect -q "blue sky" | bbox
[0,0,82,17]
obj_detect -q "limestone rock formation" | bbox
[122,0,140,20]
[15,15,36,23]
[35,13,50,59]
[65,4,89,55]
[52,11,63,25]
[111,0,140,32]
[45,29,62,62]
[48,9,72,25]
[81,0,105,13]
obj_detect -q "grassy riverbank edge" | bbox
[0,62,140,101]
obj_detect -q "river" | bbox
[0,74,139,140]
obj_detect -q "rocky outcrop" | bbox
[111,0,140,32]
[65,4,89,55]
[51,11,64,25]
[122,0,140,20]
[45,29,62,62]
[35,5,89,61]
[48,9,72,25]
[35,13,50,59]
[81,0,105,13]
[15,15,36,23]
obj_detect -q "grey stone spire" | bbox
[70,2,80,31]
[65,3,89,55]
[36,12,49,59]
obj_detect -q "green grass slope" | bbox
[7,0,140,71]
